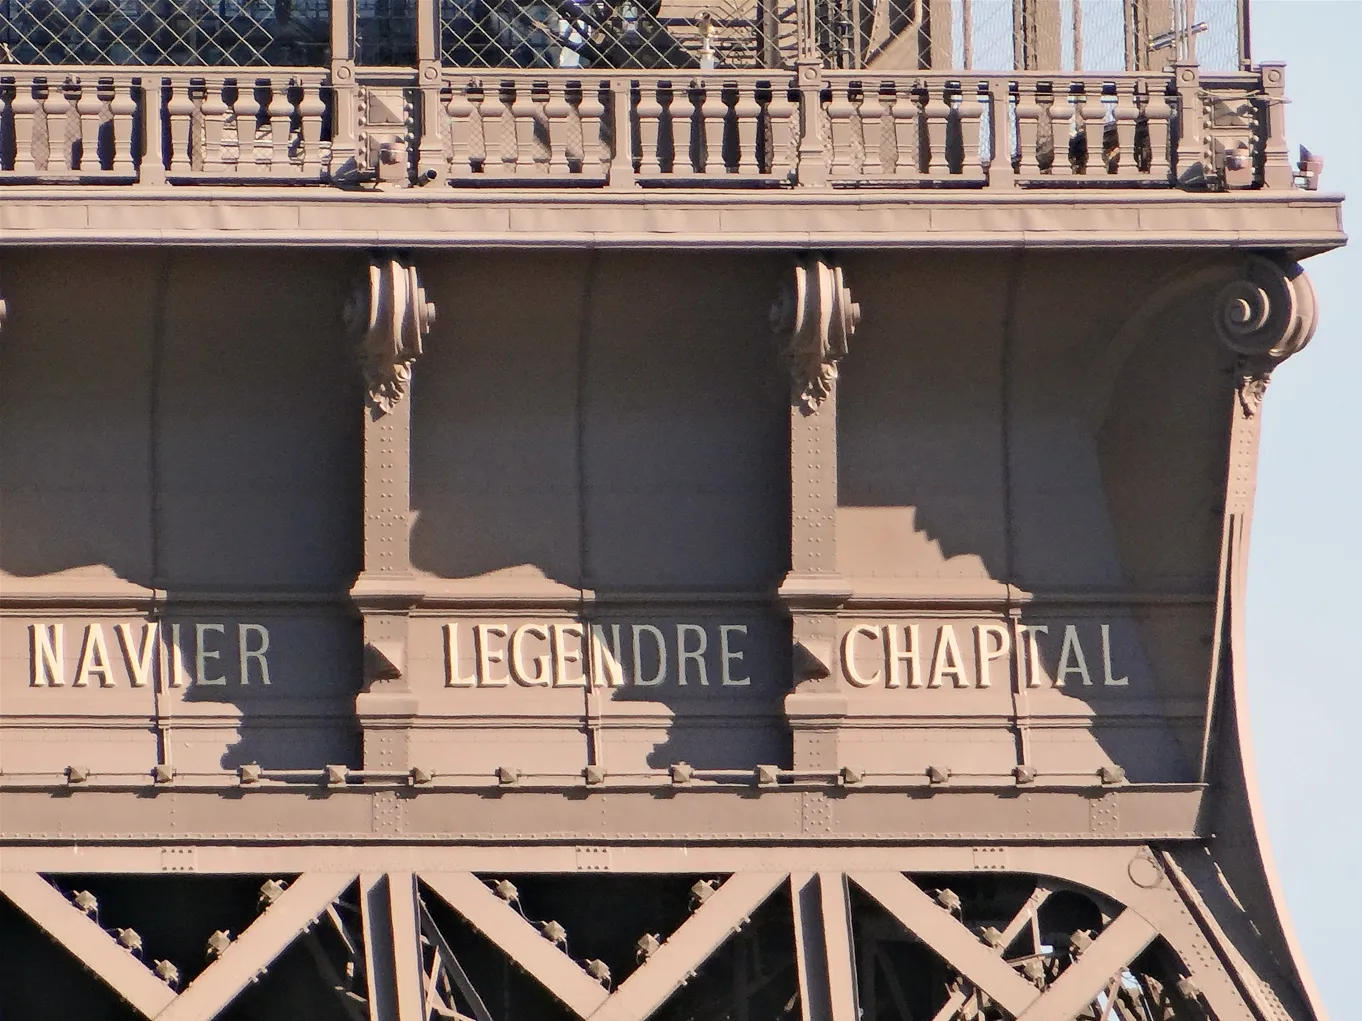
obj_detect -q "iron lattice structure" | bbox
[0,0,331,66]
[0,0,1245,70]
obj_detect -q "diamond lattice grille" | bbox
[0,1,329,66]
[440,0,781,69]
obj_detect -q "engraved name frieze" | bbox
[839,621,1133,690]
[25,621,272,689]
[444,621,754,689]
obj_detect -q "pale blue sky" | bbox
[1246,3,1359,1018]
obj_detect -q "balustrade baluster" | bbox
[1078,84,1105,175]
[546,82,571,175]
[109,79,137,178]
[188,80,206,172]
[891,83,919,176]
[267,79,294,173]
[1014,80,1041,179]
[678,82,701,174]
[1112,79,1139,178]
[1051,84,1077,176]
[14,81,41,175]
[445,81,476,177]
[577,81,606,179]
[512,82,540,175]
[199,80,230,176]
[733,82,760,176]
[636,80,663,176]
[483,83,513,177]
[77,80,104,173]
[923,81,951,178]
[44,83,72,172]
[234,81,262,169]
[298,82,327,177]
[864,84,891,176]
[166,79,194,176]
[825,83,856,179]
[849,86,866,176]
[766,79,796,180]
[1143,79,1172,182]
[700,79,726,173]
[958,81,985,180]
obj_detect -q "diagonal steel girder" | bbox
[1012,909,1159,1021]
[154,872,357,1021]
[587,871,788,1021]
[0,872,178,1019]
[419,871,611,1019]
[849,871,1043,1018]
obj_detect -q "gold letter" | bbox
[29,623,64,687]
[676,625,708,685]
[445,624,475,687]
[510,624,551,686]
[631,625,667,686]
[974,624,1010,689]
[1101,624,1129,686]
[475,623,510,687]
[551,623,586,688]
[887,624,922,689]
[116,622,159,688]
[1056,624,1092,687]
[590,624,625,688]
[929,625,968,688]
[195,624,228,686]
[720,625,750,686]
[237,624,271,685]
[74,624,114,688]
[841,626,882,688]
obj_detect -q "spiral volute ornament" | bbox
[347,255,436,414]
[1214,255,1317,362]
[772,254,861,412]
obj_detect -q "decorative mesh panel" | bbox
[814,0,1245,71]
[0,1,330,66]
[356,0,418,64]
[440,0,784,69]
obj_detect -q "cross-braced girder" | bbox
[0,850,1281,1021]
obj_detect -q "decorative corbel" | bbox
[346,256,436,414]
[771,254,861,412]
[1213,255,1317,416]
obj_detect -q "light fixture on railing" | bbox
[1297,146,1324,191]
[1150,21,1208,52]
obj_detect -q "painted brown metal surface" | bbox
[0,3,1344,1020]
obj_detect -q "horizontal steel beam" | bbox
[0,191,1342,256]
[0,787,1208,844]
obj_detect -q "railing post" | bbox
[139,76,167,186]
[606,78,634,188]
[1172,61,1206,187]
[330,0,359,178]
[1258,62,1292,189]
[417,0,445,183]
[795,59,826,186]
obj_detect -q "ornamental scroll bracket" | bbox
[346,255,436,414]
[1213,255,1317,417]
[771,254,861,412]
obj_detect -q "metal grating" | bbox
[357,0,418,64]
[0,1,330,66]
[440,0,782,69]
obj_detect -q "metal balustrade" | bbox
[0,62,1287,189]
